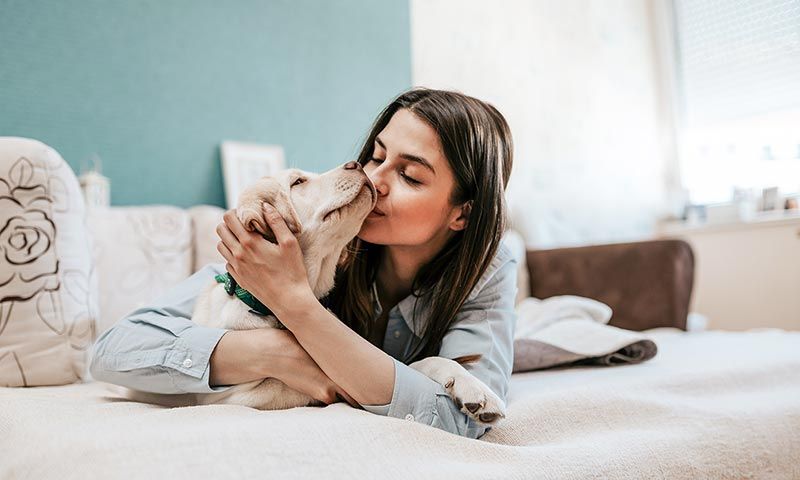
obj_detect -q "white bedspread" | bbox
[2,329,799,479]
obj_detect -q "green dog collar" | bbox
[214,273,273,317]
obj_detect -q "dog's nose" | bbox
[343,161,362,171]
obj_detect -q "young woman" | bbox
[90,88,517,439]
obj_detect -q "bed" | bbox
[1,137,798,479]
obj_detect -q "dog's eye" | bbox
[291,177,306,187]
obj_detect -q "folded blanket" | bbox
[513,295,658,372]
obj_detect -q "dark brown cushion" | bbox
[525,239,694,331]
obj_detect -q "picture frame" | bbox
[220,141,286,209]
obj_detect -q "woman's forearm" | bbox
[209,328,285,387]
[271,294,395,406]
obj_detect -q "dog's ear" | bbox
[238,176,303,242]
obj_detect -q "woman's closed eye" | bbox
[368,157,422,185]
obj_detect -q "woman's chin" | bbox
[356,224,383,244]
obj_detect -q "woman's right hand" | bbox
[270,329,360,408]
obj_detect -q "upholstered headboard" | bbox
[526,239,695,331]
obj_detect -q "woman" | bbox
[90,88,517,439]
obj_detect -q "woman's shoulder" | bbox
[464,240,517,304]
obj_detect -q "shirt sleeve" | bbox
[88,262,236,394]
[361,250,518,439]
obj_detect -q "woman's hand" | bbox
[216,204,314,318]
[272,329,359,408]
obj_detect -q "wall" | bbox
[411,0,680,248]
[0,0,411,207]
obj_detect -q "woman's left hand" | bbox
[216,204,313,319]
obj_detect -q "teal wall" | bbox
[0,0,411,207]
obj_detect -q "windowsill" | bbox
[658,209,800,236]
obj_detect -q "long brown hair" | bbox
[327,88,513,364]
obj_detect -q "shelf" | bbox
[658,210,800,236]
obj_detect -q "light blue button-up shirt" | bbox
[90,242,517,439]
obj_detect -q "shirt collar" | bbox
[368,241,514,339]
[370,281,427,337]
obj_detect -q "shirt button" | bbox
[404,414,415,421]
[393,330,401,338]
[182,358,193,368]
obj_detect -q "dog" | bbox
[123,161,505,425]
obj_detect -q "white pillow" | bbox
[0,137,98,387]
[187,204,226,273]
[86,205,193,336]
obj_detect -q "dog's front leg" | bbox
[409,356,506,425]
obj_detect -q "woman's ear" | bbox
[448,200,472,232]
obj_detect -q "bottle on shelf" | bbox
[78,153,110,208]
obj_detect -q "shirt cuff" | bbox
[361,358,438,424]
[167,325,233,394]
[361,358,490,439]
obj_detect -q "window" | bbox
[672,0,800,204]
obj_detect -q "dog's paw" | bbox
[443,374,506,425]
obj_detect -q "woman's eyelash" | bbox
[402,173,421,185]
[368,157,422,185]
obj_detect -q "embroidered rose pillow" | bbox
[0,137,98,387]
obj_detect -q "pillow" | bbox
[187,204,226,273]
[0,137,98,386]
[86,205,193,336]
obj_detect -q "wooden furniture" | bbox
[657,212,800,331]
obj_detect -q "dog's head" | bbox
[236,161,376,296]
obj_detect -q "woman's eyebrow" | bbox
[375,136,436,175]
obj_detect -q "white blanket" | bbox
[513,295,658,372]
[2,329,799,479]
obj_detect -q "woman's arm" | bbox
[271,298,397,406]
[226,204,517,438]
[89,263,275,393]
[364,249,518,439]
[216,206,397,404]
[208,329,284,387]
[274,247,518,439]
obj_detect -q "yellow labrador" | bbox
[125,162,505,425]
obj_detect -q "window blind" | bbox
[674,0,800,126]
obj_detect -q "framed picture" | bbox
[221,141,286,209]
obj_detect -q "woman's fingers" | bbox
[217,241,232,264]
[321,384,358,408]
[216,221,237,254]
[224,262,236,276]
[262,203,295,246]
[223,209,248,241]
[336,389,360,409]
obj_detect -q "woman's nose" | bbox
[343,161,362,171]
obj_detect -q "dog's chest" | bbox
[210,283,284,331]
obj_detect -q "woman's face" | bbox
[358,108,465,247]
